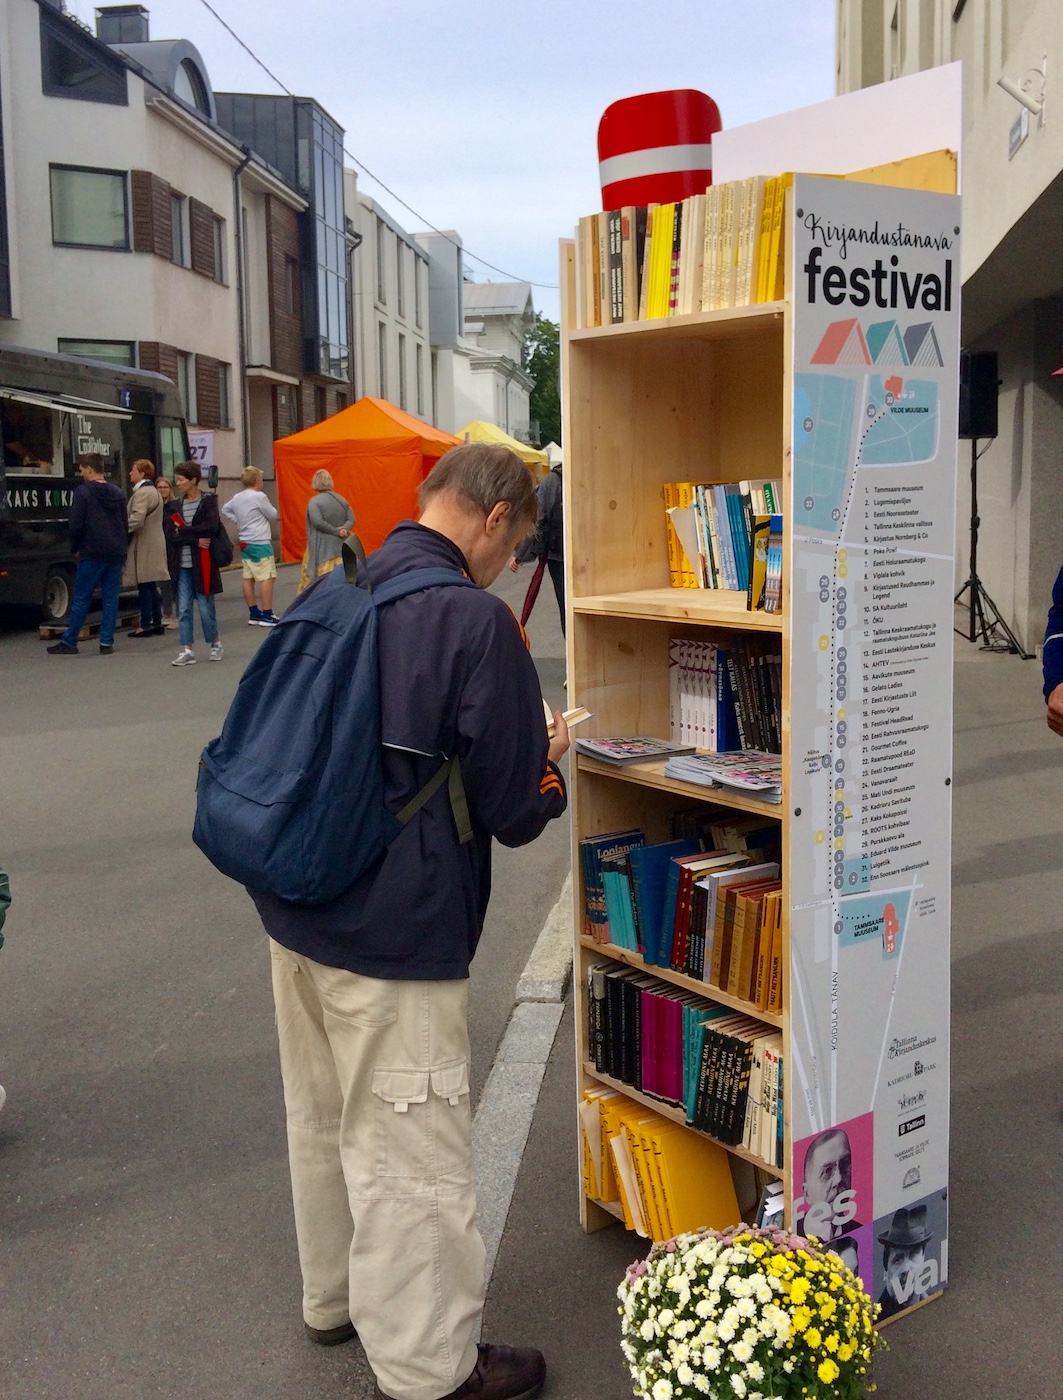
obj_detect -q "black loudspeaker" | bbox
[958,350,999,440]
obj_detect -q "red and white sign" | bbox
[597,88,722,210]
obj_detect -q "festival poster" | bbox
[785,176,959,1315]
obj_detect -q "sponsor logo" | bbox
[913,1059,936,1076]
[903,1167,922,1190]
[888,1034,938,1060]
[899,1114,926,1136]
[898,1090,925,1111]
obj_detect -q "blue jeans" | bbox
[138,582,162,630]
[176,567,218,647]
[63,559,122,648]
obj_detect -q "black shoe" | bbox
[150,625,167,636]
[129,628,154,638]
[374,1344,545,1400]
[305,1320,357,1346]
[47,641,79,655]
[99,644,114,655]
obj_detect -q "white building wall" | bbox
[0,0,242,477]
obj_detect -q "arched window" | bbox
[174,60,210,114]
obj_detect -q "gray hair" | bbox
[311,469,334,492]
[419,442,536,533]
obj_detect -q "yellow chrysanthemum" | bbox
[805,1326,822,1349]
[790,1306,812,1334]
[818,1359,840,1384]
[824,1333,839,1353]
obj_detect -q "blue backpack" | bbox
[193,540,478,904]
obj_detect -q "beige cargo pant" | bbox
[269,939,485,1400]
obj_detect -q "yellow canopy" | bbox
[458,420,548,472]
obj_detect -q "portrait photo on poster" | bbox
[873,1188,948,1320]
[792,1110,874,1245]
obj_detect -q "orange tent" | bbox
[274,397,459,562]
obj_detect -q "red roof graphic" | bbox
[811,319,871,365]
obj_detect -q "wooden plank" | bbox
[576,755,783,822]
[569,301,784,345]
[578,935,784,1027]
[573,587,784,629]
[582,1061,784,1179]
[39,611,140,642]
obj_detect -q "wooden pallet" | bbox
[39,610,141,642]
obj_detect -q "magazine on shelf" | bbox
[662,750,783,802]
[574,736,697,765]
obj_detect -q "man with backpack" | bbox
[46,453,128,656]
[239,443,569,1400]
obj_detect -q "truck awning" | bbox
[0,388,133,420]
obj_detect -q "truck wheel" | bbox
[42,567,73,624]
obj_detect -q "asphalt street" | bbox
[3,558,1062,1400]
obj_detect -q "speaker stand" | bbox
[954,438,1032,657]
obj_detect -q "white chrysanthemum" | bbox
[731,1375,747,1398]
[668,1275,685,1292]
[695,1298,714,1319]
[745,1359,764,1382]
[676,1363,694,1386]
[741,1327,759,1348]
[640,1319,656,1342]
[721,1306,741,1330]
[751,1276,773,1305]
[732,1339,754,1363]
[651,1380,674,1400]
[736,1298,757,1319]
[697,1322,719,1345]
[782,1358,795,1373]
[671,1343,690,1365]
[703,1345,722,1369]
[717,1320,736,1343]
[693,1376,710,1395]
[658,1309,675,1328]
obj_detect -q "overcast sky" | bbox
[69,0,836,321]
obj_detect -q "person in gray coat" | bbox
[299,469,356,590]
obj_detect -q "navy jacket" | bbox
[253,521,567,979]
[163,493,224,595]
[69,478,128,564]
[516,466,563,563]
[1044,562,1063,700]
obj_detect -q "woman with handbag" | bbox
[123,459,170,636]
[163,460,225,666]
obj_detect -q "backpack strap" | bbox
[371,563,479,845]
[341,535,370,587]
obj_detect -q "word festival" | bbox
[803,244,953,312]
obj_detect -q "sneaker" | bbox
[257,612,279,627]
[46,641,79,655]
[99,644,114,655]
[209,641,224,661]
[172,648,196,666]
[373,1344,545,1400]
[248,607,262,626]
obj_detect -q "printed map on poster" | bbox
[786,177,959,1309]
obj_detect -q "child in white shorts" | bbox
[222,466,280,625]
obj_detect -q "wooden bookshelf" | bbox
[578,936,784,1028]
[568,301,785,347]
[575,754,782,821]
[573,588,783,629]
[581,1062,785,1179]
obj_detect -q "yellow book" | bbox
[738,176,768,307]
[637,203,657,320]
[748,513,770,610]
[675,482,698,587]
[717,182,737,309]
[766,172,793,302]
[753,889,780,1010]
[755,177,778,303]
[586,1086,624,1201]
[647,203,675,319]
[701,184,720,311]
[654,1122,741,1235]
[768,904,785,1013]
[681,193,706,315]
[663,482,681,586]
[638,1118,674,1241]
[627,1118,666,1241]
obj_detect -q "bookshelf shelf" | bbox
[573,588,784,630]
[568,301,784,347]
[576,755,783,821]
[586,1194,626,1223]
[578,935,784,1028]
[582,1061,785,1180]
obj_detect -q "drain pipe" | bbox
[232,148,253,468]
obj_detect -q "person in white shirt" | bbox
[222,466,281,625]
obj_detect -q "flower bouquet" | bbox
[618,1225,884,1400]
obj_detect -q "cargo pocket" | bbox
[372,1060,471,1180]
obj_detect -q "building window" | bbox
[335,391,347,411]
[57,338,135,367]
[378,322,387,398]
[315,385,328,422]
[213,216,226,284]
[285,256,299,315]
[414,260,423,328]
[176,352,195,422]
[40,7,128,107]
[398,333,407,410]
[171,193,189,266]
[396,238,406,319]
[50,165,129,250]
[415,343,424,416]
[376,217,386,304]
[174,59,211,116]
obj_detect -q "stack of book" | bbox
[580,1085,741,1239]
[576,173,793,329]
[664,479,783,610]
[580,824,783,1008]
[587,966,784,1165]
[669,636,782,754]
[663,750,784,804]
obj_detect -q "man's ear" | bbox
[485,500,512,535]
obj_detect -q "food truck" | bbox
[0,345,190,621]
